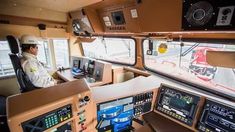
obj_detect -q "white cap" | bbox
[20,35,39,45]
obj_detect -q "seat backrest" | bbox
[6,35,20,54]
[9,54,36,92]
[6,35,40,93]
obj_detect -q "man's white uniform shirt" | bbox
[21,52,55,87]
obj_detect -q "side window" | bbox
[82,37,136,65]
[53,39,70,68]
[0,41,14,77]
[37,40,52,68]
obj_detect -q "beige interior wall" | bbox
[0,1,67,22]
[0,24,69,39]
[0,77,20,96]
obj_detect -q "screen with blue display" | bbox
[96,97,134,132]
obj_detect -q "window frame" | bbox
[81,36,137,66]
[37,39,53,68]
[141,39,235,101]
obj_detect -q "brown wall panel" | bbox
[137,0,182,32]
[85,8,104,33]
[0,24,69,39]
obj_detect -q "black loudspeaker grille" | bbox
[185,1,214,26]
[182,0,235,30]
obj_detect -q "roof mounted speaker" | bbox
[38,24,46,30]
[185,1,213,27]
[182,0,235,30]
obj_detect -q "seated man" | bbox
[20,35,56,87]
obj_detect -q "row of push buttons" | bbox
[198,125,213,132]
[157,107,188,123]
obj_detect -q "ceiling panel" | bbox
[1,0,102,12]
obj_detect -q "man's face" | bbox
[29,45,38,56]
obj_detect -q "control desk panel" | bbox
[7,74,235,132]
[197,99,235,132]
[155,84,201,126]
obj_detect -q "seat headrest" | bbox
[6,35,20,54]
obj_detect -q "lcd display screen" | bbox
[197,99,235,132]
[156,85,200,126]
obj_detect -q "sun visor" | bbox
[207,51,235,68]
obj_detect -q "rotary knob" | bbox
[84,96,90,102]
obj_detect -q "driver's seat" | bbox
[6,35,40,93]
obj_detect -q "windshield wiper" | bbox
[179,42,199,67]
[181,43,199,57]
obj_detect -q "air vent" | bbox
[108,26,126,30]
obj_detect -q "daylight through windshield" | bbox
[143,40,235,98]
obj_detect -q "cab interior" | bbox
[0,0,235,132]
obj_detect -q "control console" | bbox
[155,84,201,126]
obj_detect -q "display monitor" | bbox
[111,11,125,25]
[87,60,95,76]
[155,84,201,126]
[73,60,80,69]
[197,99,235,132]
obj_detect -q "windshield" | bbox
[143,39,235,98]
[82,37,136,65]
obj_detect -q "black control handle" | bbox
[95,118,104,130]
